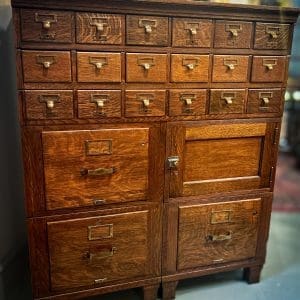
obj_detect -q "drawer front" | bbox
[168,122,275,197]
[177,198,261,270]
[126,15,168,46]
[254,23,291,50]
[25,90,73,120]
[42,128,149,210]
[125,90,166,117]
[172,18,212,47]
[251,56,286,82]
[214,20,252,49]
[76,13,123,45]
[212,55,249,82]
[171,54,209,82]
[169,89,207,116]
[78,90,121,119]
[209,89,246,114]
[77,52,121,82]
[48,210,153,291]
[126,53,167,82]
[247,89,283,114]
[22,50,71,82]
[21,9,73,43]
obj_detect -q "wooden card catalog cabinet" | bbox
[12,0,299,299]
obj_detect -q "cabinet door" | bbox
[167,121,277,198]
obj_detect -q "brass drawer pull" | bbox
[226,24,242,37]
[221,92,236,104]
[182,58,199,70]
[36,55,56,69]
[207,231,232,242]
[84,247,117,261]
[137,93,154,113]
[89,17,109,41]
[180,93,196,113]
[89,57,108,70]
[39,94,60,110]
[80,167,116,176]
[35,13,57,29]
[185,22,200,36]
[259,92,273,106]
[263,58,277,70]
[266,26,280,39]
[167,156,179,169]
[224,59,238,70]
[138,57,155,70]
[94,278,107,284]
[139,19,157,34]
[90,94,109,115]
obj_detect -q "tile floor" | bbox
[14,212,300,300]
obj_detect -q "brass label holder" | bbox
[88,223,113,240]
[138,19,157,34]
[182,57,199,70]
[35,13,57,39]
[180,93,196,114]
[263,58,277,70]
[36,55,56,69]
[211,210,232,224]
[138,57,155,71]
[225,24,242,46]
[90,94,110,116]
[221,92,236,105]
[89,17,108,41]
[39,94,60,116]
[224,58,238,70]
[137,93,154,113]
[259,91,273,110]
[89,56,108,71]
[85,139,113,156]
[184,22,200,44]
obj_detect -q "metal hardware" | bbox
[35,13,57,30]
[211,210,232,224]
[39,94,60,112]
[266,26,280,39]
[80,167,116,177]
[207,231,232,242]
[138,57,155,70]
[224,59,237,70]
[273,127,279,145]
[89,17,108,41]
[94,278,107,284]
[88,224,113,240]
[225,24,242,37]
[89,57,108,70]
[269,166,275,185]
[84,247,117,262]
[142,98,150,108]
[180,93,196,113]
[138,19,157,34]
[259,92,273,106]
[137,93,154,113]
[36,55,56,69]
[182,58,199,70]
[185,22,200,36]
[90,94,109,115]
[85,139,113,156]
[221,92,235,105]
[93,199,107,205]
[167,156,179,169]
[263,58,277,70]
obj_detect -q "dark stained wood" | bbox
[171,54,209,83]
[254,23,291,50]
[247,88,283,114]
[77,52,121,82]
[21,9,73,43]
[77,90,122,119]
[209,89,246,114]
[251,56,287,82]
[126,14,169,46]
[172,18,212,48]
[169,89,207,116]
[126,53,168,83]
[125,90,166,117]
[24,90,74,120]
[42,128,150,210]
[214,20,252,49]
[76,12,124,45]
[22,50,72,82]
[11,0,300,299]
[212,55,249,82]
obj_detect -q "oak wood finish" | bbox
[11,0,300,299]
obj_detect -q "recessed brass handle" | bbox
[207,231,232,242]
[80,167,116,176]
[83,247,117,262]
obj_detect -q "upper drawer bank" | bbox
[17,9,293,51]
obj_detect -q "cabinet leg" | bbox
[143,283,160,300]
[162,281,178,300]
[243,265,263,284]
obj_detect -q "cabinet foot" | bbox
[143,283,160,300]
[162,281,178,299]
[243,265,263,284]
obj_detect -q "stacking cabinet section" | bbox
[167,121,278,198]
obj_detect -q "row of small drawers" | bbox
[22,51,288,83]
[21,9,291,50]
[24,88,284,120]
